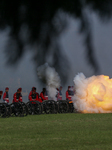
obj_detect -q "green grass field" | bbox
[0,113,112,150]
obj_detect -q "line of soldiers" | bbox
[0,87,49,104]
[0,87,48,104]
[0,85,75,104]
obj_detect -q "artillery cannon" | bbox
[57,100,69,113]
[42,100,56,114]
[0,103,11,118]
[66,100,74,113]
[26,101,42,115]
[10,102,28,117]
[0,100,75,118]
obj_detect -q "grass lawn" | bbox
[0,113,112,150]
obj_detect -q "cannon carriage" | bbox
[10,102,28,117]
[57,100,69,113]
[0,103,12,118]
[26,101,42,115]
[42,100,56,114]
[0,103,8,117]
[66,100,75,113]
[25,99,74,114]
[42,100,74,114]
[0,99,75,118]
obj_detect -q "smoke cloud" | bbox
[72,73,112,113]
[37,63,60,100]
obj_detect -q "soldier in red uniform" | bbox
[71,86,75,96]
[13,88,22,103]
[3,87,9,104]
[28,87,36,100]
[29,87,42,103]
[66,86,72,100]
[18,88,22,102]
[40,88,48,101]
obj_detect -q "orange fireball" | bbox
[73,73,112,113]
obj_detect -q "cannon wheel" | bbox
[5,103,12,117]
[0,103,7,118]
[26,101,41,115]
[33,101,42,115]
[42,100,55,114]
[19,102,28,116]
[10,102,23,117]
[54,101,59,114]
[57,100,69,113]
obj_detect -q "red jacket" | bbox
[66,90,72,100]
[28,91,32,100]
[40,92,46,101]
[19,94,22,102]
[3,92,9,103]
[13,92,22,103]
[57,90,62,100]
[29,92,42,103]
[40,92,48,101]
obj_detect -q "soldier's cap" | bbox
[32,87,36,91]
[18,88,22,91]
[17,88,21,92]
[5,87,9,90]
[32,89,36,92]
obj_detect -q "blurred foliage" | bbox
[0,0,112,83]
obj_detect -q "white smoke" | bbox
[37,63,60,100]
[72,73,112,113]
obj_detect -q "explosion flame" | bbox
[72,73,112,113]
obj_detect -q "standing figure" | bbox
[28,87,36,100]
[3,87,9,104]
[13,88,22,103]
[66,86,72,100]
[40,88,48,101]
[44,89,48,100]
[56,86,63,100]
[29,87,42,103]
[18,88,22,102]
[71,86,75,96]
